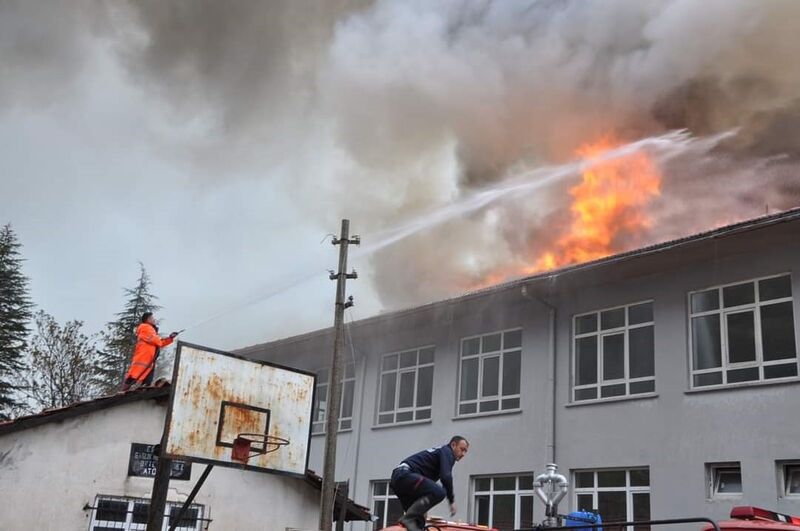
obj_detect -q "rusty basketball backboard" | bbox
[164,342,315,477]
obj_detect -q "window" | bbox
[472,474,535,530]
[312,362,355,434]
[781,463,800,497]
[377,346,435,425]
[458,329,522,415]
[87,495,205,530]
[573,301,655,401]
[689,274,798,388]
[706,463,742,498]
[573,468,650,530]
[371,481,404,530]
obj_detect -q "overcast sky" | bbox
[2,1,799,351]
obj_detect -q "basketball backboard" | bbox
[164,342,315,477]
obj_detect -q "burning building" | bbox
[240,207,800,530]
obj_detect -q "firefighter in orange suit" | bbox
[121,312,178,391]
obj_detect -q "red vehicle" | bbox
[380,506,800,531]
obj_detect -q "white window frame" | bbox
[376,346,435,426]
[688,273,798,389]
[457,328,522,417]
[572,468,650,524]
[370,480,403,530]
[573,301,656,402]
[312,362,356,435]
[779,462,800,498]
[471,473,536,529]
[88,495,205,531]
[706,462,742,499]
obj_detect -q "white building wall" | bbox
[0,398,321,531]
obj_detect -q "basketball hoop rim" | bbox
[234,433,290,458]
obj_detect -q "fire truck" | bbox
[379,506,800,531]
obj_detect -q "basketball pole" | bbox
[320,219,359,531]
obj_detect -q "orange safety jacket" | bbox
[125,323,174,382]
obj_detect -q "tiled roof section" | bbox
[239,206,800,352]
[304,469,372,521]
[0,379,171,436]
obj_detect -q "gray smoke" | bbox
[4,0,800,309]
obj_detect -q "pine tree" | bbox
[95,263,161,394]
[0,224,34,420]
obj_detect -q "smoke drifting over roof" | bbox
[6,0,800,310]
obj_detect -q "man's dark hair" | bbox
[449,435,468,446]
[141,311,153,323]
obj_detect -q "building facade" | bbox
[239,209,800,530]
[0,384,369,530]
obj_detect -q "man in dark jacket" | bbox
[390,436,469,531]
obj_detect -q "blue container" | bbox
[565,510,602,531]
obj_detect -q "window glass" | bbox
[418,347,435,365]
[341,380,355,422]
[464,338,481,356]
[628,302,654,325]
[598,491,627,523]
[494,476,516,490]
[629,326,655,378]
[482,333,502,353]
[502,351,521,396]
[723,283,755,307]
[492,494,516,529]
[460,358,479,401]
[504,329,522,349]
[598,470,626,487]
[761,302,797,361]
[601,308,625,330]
[715,468,742,494]
[692,289,719,313]
[97,500,127,522]
[416,366,434,408]
[460,330,522,414]
[577,314,598,334]
[630,469,650,487]
[759,275,792,301]
[379,373,396,413]
[379,347,435,425]
[398,372,416,408]
[576,336,598,386]
[602,334,625,380]
[399,351,417,368]
[476,495,490,526]
[692,315,722,370]
[726,312,756,363]
[575,471,594,488]
[482,356,500,397]
[786,466,800,495]
[382,355,398,371]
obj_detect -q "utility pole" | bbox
[319,219,359,531]
[146,435,173,531]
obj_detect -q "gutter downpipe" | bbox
[521,282,557,465]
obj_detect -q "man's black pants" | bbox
[390,466,447,512]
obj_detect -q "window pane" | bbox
[460,403,477,415]
[501,397,520,410]
[418,347,435,365]
[400,351,417,368]
[764,363,798,379]
[727,367,759,383]
[396,411,413,422]
[482,356,500,397]
[723,283,755,307]
[318,368,329,384]
[460,358,479,401]
[378,413,393,424]
[628,302,654,325]
[132,502,149,524]
[577,494,594,511]
[480,400,499,412]
[629,326,655,378]
[726,311,756,363]
[387,499,404,526]
[598,470,626,487]
[493,494,516,530]
[416,366,433,407]
[692,289,719,313]
[760,275,792,301]
[464,338,480,356]
[398,372,416,408]
[483,333,502,353]
[502,351,521,396]
[316,384,328,422]
[374,481,388,496]
[633,493,651,527]
[630,469,650,487]
[97,500,128,522]
[575,387,598,400]
[575,471,594,488]
[603,334,625,380]
[629,380,655,394]
[577,336,598,385]
[476,495,491,525]
[494,476,516,490]
[761,302,797,361]
[345,362,355,379]
[716,469,742,493]
[692,315,722,370]
[476,477,492,491]
[601,308,626,330]
[519,475,534,490]
[383,355,398,371]
[341,380,355,418]
[601,384,626,397]
[521,495,535,527]
[598,491,627,523]
[169,505,199,528]
[373,500,385,531]
[786,466,800,495]
[504,329,522,349]
[577,314,598,334]
[415,408,431,420]
[379,373,396,412]
[693,372,722,387]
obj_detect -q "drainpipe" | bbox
[521,284,557,465]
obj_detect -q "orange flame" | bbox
[529,135,661,273]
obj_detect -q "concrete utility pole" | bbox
[146,437,173,531]
[319,219,359,531]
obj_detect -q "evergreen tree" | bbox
[95,263,161,394]
[18,311,101,411]
[0,224,33,420]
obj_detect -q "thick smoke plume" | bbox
[5,0,800,309]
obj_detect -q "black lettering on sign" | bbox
[127,442,191,480]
